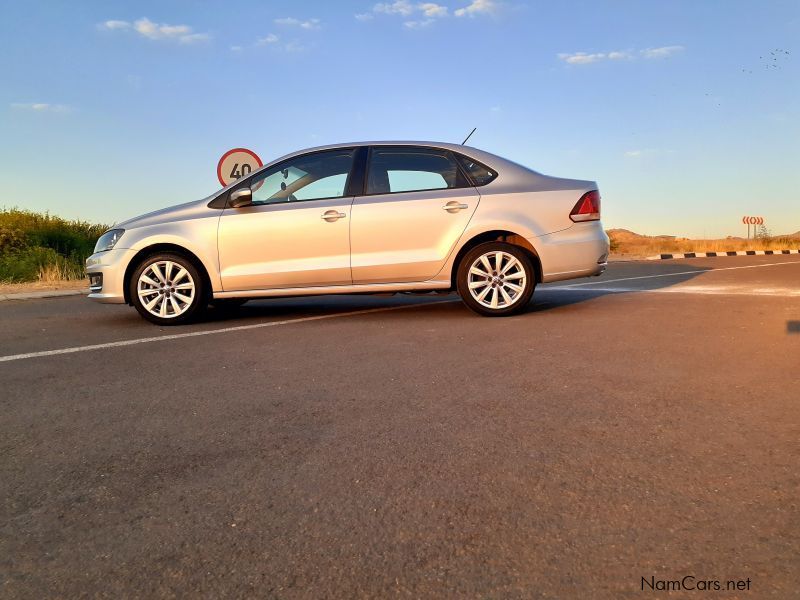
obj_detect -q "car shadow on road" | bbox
[193,263,712,324]
[524,262,712,313]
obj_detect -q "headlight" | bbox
[94,229,125,253]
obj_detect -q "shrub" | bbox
[0,209,109,283]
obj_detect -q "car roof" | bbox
[258,141,512,177]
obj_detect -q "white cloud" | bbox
[624,149,670,158]
[254,34,309,53]
[100,20,130,30]
[641,45,684,59]
[454,0,499,17]
[177,32,211,44]
[11,103,70,113]
[230,45,243,52]
[404,19,434,28]
[283,41,308,53]
[99,17,210,44]
[374,1,415,16]
[559,46,683,65]
[274,17,321,30]
[558,52,608,65]
[369,1,448,26]
[256,33,279,45]
[419,3,448,17]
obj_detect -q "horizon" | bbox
[1,0,798,238]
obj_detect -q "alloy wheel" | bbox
[136,260,196,319]
[467,250,527,310]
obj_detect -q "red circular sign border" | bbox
[217,148,263,187]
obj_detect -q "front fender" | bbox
[118,218,222,291]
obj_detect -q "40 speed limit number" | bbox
[216,148,263,187]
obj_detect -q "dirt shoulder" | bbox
[0,279,89,296]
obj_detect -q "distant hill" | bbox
[606,228,684,242]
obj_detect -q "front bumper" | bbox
[85,248,138,304]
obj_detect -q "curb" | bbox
[0,290,86,302]
[647,249,800,261]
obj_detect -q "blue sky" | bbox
[1,0,798,237]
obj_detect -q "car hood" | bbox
[116,196,215,230]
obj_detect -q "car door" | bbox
[350,146,480,284]
[217,148,357,291]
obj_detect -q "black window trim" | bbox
[453,151,498,188]
[208,146,364,209]
[361,144,476,198]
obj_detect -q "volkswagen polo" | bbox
[86,141,609,324]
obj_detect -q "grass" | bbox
[0,209,108,283]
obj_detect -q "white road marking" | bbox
[545,285,800,297]
[0,300,457,364]
[552,260,800,287]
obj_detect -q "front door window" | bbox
[249,150,356,205]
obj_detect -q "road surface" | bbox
[1,255,798,598]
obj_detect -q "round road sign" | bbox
[217,148,263,187]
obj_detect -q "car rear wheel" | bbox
[130,253,207,325]
[457,242,535,317]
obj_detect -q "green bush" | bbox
[0,209,109,283]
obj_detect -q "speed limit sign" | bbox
[217,148,263,187]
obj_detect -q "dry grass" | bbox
[37,260,84,283]
[609,229,800,257]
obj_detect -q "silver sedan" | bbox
[86,141,609,324]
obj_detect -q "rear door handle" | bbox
[443,201,469,213]
[321,210,346,222]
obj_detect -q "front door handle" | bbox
[321,210,346,222]
[443,201,469,213]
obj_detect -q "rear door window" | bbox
[366,147,470,195]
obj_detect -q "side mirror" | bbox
[229,188,253,208]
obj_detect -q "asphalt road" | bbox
[2,255,798,598]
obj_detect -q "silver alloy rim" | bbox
[137,260,195,318]
[467,250,527,310]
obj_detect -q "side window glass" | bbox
[366,147,468,195]
[248,150,355,205]
[455,154,496,186]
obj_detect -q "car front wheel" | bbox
[457,242,536,317]
[130,253,207,325]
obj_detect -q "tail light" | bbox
[569,190,601,222]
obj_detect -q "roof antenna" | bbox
[461,127,477,145]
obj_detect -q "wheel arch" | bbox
[450,230,542,289]
[123,243,213,305]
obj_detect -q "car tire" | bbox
[456,242,536,317]
[130,252,207,325]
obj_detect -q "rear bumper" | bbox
[85,248,137,304]
[531,222,609,283]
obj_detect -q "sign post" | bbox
[217,148,263,187]
[742,216,764,239]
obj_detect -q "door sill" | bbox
[214,280,451,299]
